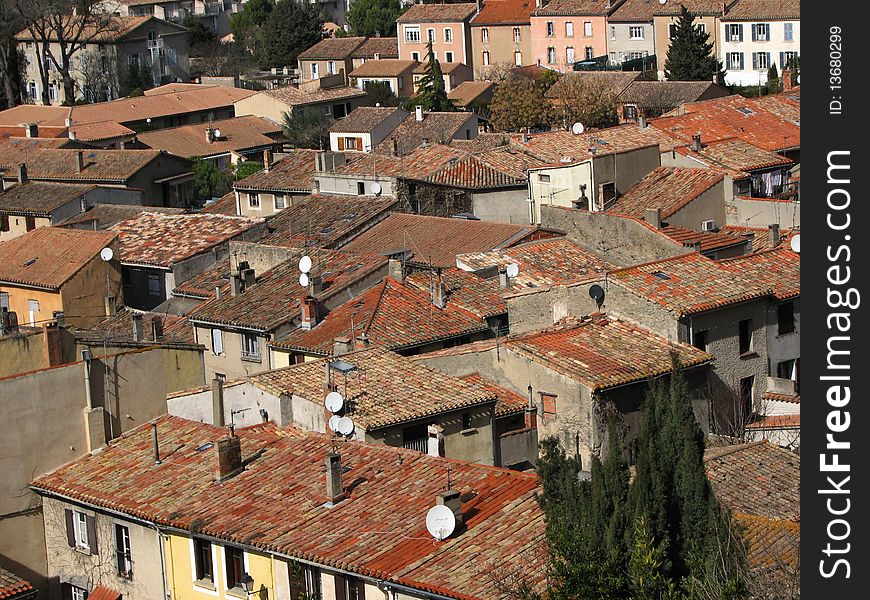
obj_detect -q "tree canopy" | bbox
[664,6,726,82]
[346,0,405,37]
[413,41,452,111]
[282,108,334,150]
[489,75,551,132]
[258,0,324,70]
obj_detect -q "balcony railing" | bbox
[402,438,428,453]
[241,349,262,363]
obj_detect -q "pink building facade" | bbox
[530,0,611,72]
[397,3,479,67]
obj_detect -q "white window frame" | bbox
[444,28,453,42]
[248,192,260,208]
[728,23,742,42]
[629,26,644,40]
[0,292,8,310]
[547,47,555,64]
[427,28,436,43]
[115,523,133,578]
[546,21,554,37]
[481,27,489,42]
[565,22,574,38]
[327,61,335,74]
[482,50,490,66]
[274,194,286,210]
[566,46,575,64]
[514,50,522,66]
[74,511,89,550]
[583,21,593,37]
[310,63,319,80]
[585,46,594,60]
[755,52,769,70]
[28,299,39,326]
[404,26,421,43]
[513,27,521,42]
[728,52,744,70]
[241,332,260,361]
[212,328,224,355]
[71,586,88,600]
[754,23,769,41]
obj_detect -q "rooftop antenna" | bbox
[445,465,453,491]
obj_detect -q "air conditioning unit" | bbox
[701,220,717,232]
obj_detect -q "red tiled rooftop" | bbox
[0,181,96,216]
[660,225,748,253]
[0,227,117,289]
[260,85,367,108]
[405,268,508,319]
[471,0,535,24]
[398,3,479,23]
[532,0,613,16]
[136,116,282,159]
[721,0,800,20]
[0,147,176,182]
[31,414,546,599]
[172,258,230,300]
[675,138,793,173]
[297,36,367,60]
[720,246,799,300]
[234,149,319,194]
[201,191,238,215]
[608,166,725,219]
[459,373,528,417]
[0,565,34,599]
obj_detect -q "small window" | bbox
[444,28,453,42]
[669,23,679,39]
[241,332,260,361]
[547,47,556,64]
[411,51,420,61]
[427,28,435,43]
[481,27,489,42]
[546,21,555,37]
[728,23,743,42]
[610,25,616,40]
[482,50,490,65]
[740,376,755,416]
[776,359,796,380]
[693,330,708,352]
[25,215,36,231]
[727,52,744,71]
[514,50,522,66]
[583,21,593,37]
[696,23,706,35]
[541,393,557,416]
[513,27,521,42]
[327,61,335,74]
[28,299,39,327]
[211,328,223,355]
[248,192,260,208]
[225,545,244,591]
[356,181,365,195]
[777,301,795,335]
[0,292,8,310]
[275,194,286,210]
[115,523,132,578]
[462,412,472,430]
[538,173,550,183]
[585,46,594,60]
[445,51,454,62]
[70,586,88,600]
[565,22,574,38]
[629,26,644,40]
[74,511,89,549]
[193,538,213,583]
[738,319,752,354]
[405,25,421,43]
[784,22,794,42]
[0,214,8,231]
[566,47,575,64]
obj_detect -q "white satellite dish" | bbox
[298,255,313,274]
[371,182,383,196]
[336,416,355,436]
[99,247,114,262]
[571,122,585,135]
[328,415,341,432]
[213,128,222,138]
[659,0,667,4]
[299,273,310,287]
[789,234,800,254]
[325,391,344,413]
[426,504,457,541]
[505,263,520,278]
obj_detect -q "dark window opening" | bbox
[356,181,365,195]
[777,301,795,335]
[193,538,213,582]
[740,376,754,418]
[225,545,244,590]
[693,330,708,352]
[738,319,752,354]
[462,412,472,429]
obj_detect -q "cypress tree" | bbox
[415,41,452,112]
[664,6,726,82]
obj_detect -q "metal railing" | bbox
[402,438,428,453]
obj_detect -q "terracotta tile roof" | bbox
[420,155,524,189]
[608,0,660,21]
[330,107,407,134]
[260,85,367,108]
[351,37,400,59]
[70,86,256,126]
[0,147,177,183]
[68,121,135,142]
[457,237,614,289]
[609,166,724,219]
[0,105,70,128]
[412,62,469,75]
[651,94,800,152]
[459,373,527,417]
[0,565,34,599]
[719,246,799,300]
[272,277,489,355]
[31,414,545,599]
[405,268,508,319]
[378,112,477,156]
[0,182,95,216]
[172,258,230,299]
[110,212,263,268]
[343,213,539,268]
[373,143,467,177]
[350,60,419,78]
[144,82,213,95]
[652,0,723,16]
[609,252,772,316]
[722,0,800,20]
[718,225,788,253]
[513,124,677,164]
[448,81,495,107]
[747,90,800,124]
[471,0,535,25]
[58,204,185,229]
[76,307,197,346]
[298,36,367,60]
[189,250,387,331]
[202,192,238,215]
[660,225,747,253]
[704,441,799,521]
[546,71,642,100]
[745,414,800,429]
[760,391,800,404]
[398,3,479,23]
[502,314,713,390]
[618,80,729,108]
[676,138,793,173]
[85,586,121,600]
[531,0,613,16]
[733,513,799,571]
[509,64,552,80]
[15,15,165,43]
[136,116,282,159]
[234,150,318,194]
[262,193,397,249]
[0,227,117,289]
[254,346,496,428]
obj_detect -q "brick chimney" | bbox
[324,453,345,505]
[769,223,780,248]
[437,489,463,526]
[524,405,537,430]
[300,296,318,329]
[215,426,243,481]
[212,377,225,426]
[782,69,794,91]
[431,270,446,308]
[333,336,353,356]
[691,134,702,152]
[43,322,64,367]
[263,148,273,172]
[498,268,509,288]
[388,258,405,283]
[354,333,370,349]
[644,207,662,229]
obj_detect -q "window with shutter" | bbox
[541,393,557,416]
[86,515,98,555]
[212,328,223,355]
[334,574,347,600]
[1,214,9,231]
[337,137,345,151]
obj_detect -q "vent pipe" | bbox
[152,422,161,465]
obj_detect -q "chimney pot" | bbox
[415,105,424,121]
[17,163,27,184]
[324,453,345,504]
[263,148,273,172]
[215,431,243,481]
[691,134,702,152]
[309,275,323,296]
[230,274,241,296]
[354,333,370,350]
[76,151,84,173]
[768,223,780,248]
[498,268,509,288]
[132,313,144,341]
[300,296,318,329]
[212,377,225,426]
[638,114,647,128]
[644,207,662,229]
[431,269,446,308]
[436,489,463,525]
[333,336,353,356]
[428,424,445,457]
[215,285,222,299]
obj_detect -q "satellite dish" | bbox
[426,504,457,541]
[213,128,222,138]
[336,416,355,436]
[589,284,605,307]
[789,234,800,254]
[299,255,313,274]
[371,182,383,196]
[325,391,344,413]
[299,273,310,287]
[328,415,341,432]
[505,263,520,278]
[99,247,114,262]
[659,0,667,4]
[571,122,585,135]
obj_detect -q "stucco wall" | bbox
[471,188,531,223]
[732,197,800,228]
[530,16,608,72]
[606,21,656,65]
[666,178,728,230]
[471,24,532,73]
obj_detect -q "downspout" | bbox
[151,523,170,600]
[83,355,93,410]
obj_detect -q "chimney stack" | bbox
[388,258,405,283]
[638,114,647,128]
[524,405,537,430]
[230,274,241,296]
[436,489,463,526]
[215,285,222,299]
[205,127,214,144]
[17,163,27,184]
[309,275,323,296]
[240,267,256,290]
[215,427,243,481]
[300,296,318,329]
[691,134,702,152]
[432,269,446,308]
[43,322,64,367]
[212,377,225,426]
[354,333,370,350]
[415,105,424,121]
[263,148,273,172]
[644,207,662,230]
[693,241,702,253]
[76,151,84,173]
[132,313,144,341]
[768,223,780,248]
[24,123,38,138]
[782,69,793,91]
[333,336,353,356]
[498,268,509,288]
[324,453,345,505]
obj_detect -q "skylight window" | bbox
[736,107,755,115]
[652,271,671,280]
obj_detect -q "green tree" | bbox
[414,41,452,111]
[628,516,679,600]
[193,159,233,200]
[489,74,551,132]
[0,0,23,107]
[664,6,725,82]
[259,0,324,69]
[363,80,400,106]
[181,13,216,55]
[346,0,404,37]
[282,109,334,149]
[233,160,264,180]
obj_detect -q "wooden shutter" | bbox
[752,53,757,69]
[766,53,771,70]
[738,24,743,42]
[334,575,347,600]
[0,214,8,231]
[739,53,744,70]
[212,328,223,354]
[338,137,345,151]
[86,514,98,554]
[750,24,756,41]
[64,509,76,547]
[780,52,785,69]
